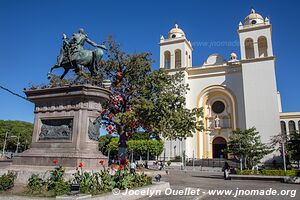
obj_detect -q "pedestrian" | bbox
[130,161,136,173]
[158,161,163,170]
[223,162,231,180]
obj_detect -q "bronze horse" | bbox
[48,46,106,79]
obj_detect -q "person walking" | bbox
[223,162,231,180]
[130,161,137,173]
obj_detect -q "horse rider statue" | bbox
[49,28,107,79]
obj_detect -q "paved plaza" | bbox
[0,166,299,200]
[143,170,300,200]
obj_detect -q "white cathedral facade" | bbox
[159,9,300,160]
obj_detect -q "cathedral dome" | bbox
[203,54,227,66]
[244,9,264,26]
[168,24,185,39]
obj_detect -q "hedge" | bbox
[237,169,300,176]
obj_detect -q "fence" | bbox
[186,158,240,168]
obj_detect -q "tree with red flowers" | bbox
[96,37,203,164]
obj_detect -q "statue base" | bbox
[13,84,110,168]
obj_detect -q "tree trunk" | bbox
[118,130,128,164]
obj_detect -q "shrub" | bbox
[47,165,70,196]
[26,160,153,196]
[237,169,300,176]
[167,160,171,166]
[99,169,115,191]
[134,172,152,187]
[261,170,300,176]
[172,156,182,162]
[71,166,109,195]
[47,165,65,190]
[286,170,300,177]
[79,172,101,195]
[27,174,46,194]
[237,170,259,175]
[111,169,151,190]
[0,172,16,191]
[53,180,70,196]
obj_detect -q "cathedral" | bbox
[159,9,300,160]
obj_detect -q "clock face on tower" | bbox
[212,101,225,114]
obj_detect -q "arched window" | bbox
[281,121,287,135]
[258,36,268,57]
[175,49,181,68]
[245,38,255,59]
[164,51,171,69]
[288,120,296,134]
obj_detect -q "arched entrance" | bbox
[212,137,227,158]
[196,85,237,159]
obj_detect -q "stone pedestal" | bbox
[13,84,110,168]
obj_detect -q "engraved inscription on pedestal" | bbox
[88,118,100,141]
[39,118,73,140]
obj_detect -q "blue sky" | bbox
[0,0,299,123]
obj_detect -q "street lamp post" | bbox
[281,132,287,173]
[239,143,243,172]
[1,132,17,158]
[192,150,195,171]
[2,132,8,157]
[15,136,20,153]
[183,150,186,170]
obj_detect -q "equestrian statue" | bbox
[48,28,107,79]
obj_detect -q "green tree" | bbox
[99,133,164,159]
[271,130,300,168]
[0,120,33,153]
[103,138,164,159]
[97,37,203,163]
[132,70,203,140]
[145,140,164,158]
[226,127,272,168]
[98,134,114,156]
[270,131,291,168]
[106,138,119,155]
[130,132,149,140]
[287,130,300,168]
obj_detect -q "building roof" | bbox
[244,9,264,26]
[168,24,185,39]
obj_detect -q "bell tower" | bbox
[238,9,273,60]
[160,24,193,69]
[238,9,280,144]
[159,24,192,160]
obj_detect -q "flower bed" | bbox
[6,159,152,197]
